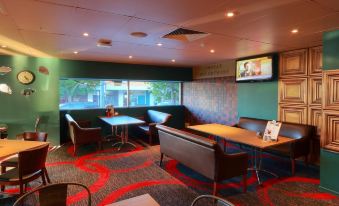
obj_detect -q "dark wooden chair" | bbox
[65,114,103,156]
[0,144,49,195]
[13,182,91,206]
[1,132,51,192]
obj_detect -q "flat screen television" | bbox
[235,54,275,82]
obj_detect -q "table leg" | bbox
[248,148,279,185]
[112,125,136,151]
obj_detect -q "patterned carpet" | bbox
[1,139,338,206]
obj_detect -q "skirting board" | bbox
[319,186,339,196]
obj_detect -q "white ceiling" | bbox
[0,0,338,67]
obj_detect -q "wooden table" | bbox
[188,123,295,185]
[0,139,49,160]
[106,194,160,206]
[100,116,145,150]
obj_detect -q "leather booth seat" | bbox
[156,125,248,195]
[235,117,317,175]
[137,110,172,145]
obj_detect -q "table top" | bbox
[99,115,145,126]
[188,123,295,149]
[106,194,160,206]
[0,139,49,160]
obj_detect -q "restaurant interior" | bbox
[0,0,339,205]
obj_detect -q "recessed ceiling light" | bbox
[226,11,235,17]
[157,43,163,47]
[210,49,215,53]
[1,45,7,48]
[130,32,148,38]
[129,55,133,59]
[83,32,89,37]
[291,29,299,34]
[73,51,78,54]
[171,59,176,62]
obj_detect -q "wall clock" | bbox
[17,70,35,85]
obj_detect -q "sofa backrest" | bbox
[156,125,217,180]
[237,117,267,133]
[147,110,172,124]
[279,122,316,140]
[237,117,316,140]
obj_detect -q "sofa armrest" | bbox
[216,152,248,181]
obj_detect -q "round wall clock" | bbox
[17,70,35,85]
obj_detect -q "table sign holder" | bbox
[263,120,282,142]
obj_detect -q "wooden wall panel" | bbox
[278,46,328,162]
[279,104,307,124]
[309,76,322,106]
[279,78,308,104]
[308,107,322,136]
[309,46,323,76]
[280,49,308,76]
[322,110,339,152]
[323,70,339,110]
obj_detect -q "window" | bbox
[59,79,180,109]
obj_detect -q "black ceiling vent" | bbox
[162,28,210,42]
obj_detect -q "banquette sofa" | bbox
[137,110,172,145]
[234,117,317,175]
[156,125,248,195]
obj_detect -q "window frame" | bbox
[59,78,182,110]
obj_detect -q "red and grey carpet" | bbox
[1,141,338,206]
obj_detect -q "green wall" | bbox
[237,81,278,120]
[0,55,60,145]
[323,30,339,70]
[320,29,339,195]
[320,150,339,195]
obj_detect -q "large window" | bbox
[59,79,181,109]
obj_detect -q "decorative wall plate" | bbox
[21,88,35,96]
[39,66,49,75]
[0,84,12,94]
[0,66,12,75]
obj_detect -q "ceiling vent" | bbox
[162,28,209,42]
[97,38,112,47]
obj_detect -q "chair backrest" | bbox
[157,125,218,180]
[18,144,49,177]
[147,110,172,124]
[23,132,48,142]
[13,182,91,206]
[191,195,234,206]
[34,116,41,132]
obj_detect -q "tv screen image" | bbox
[236,56,273,82]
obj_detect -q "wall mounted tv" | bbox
[235,54,276,83]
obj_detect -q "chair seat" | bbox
[138,125,150,134]
[0,168,40,182]
[1,156,18,167]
